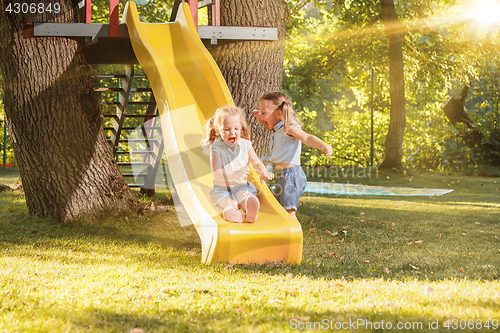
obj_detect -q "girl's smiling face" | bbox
[218,114,242,146]
[258,99,283,130]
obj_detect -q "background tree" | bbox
[283,0,389,167]
[282,0,499,173]
[0,0,137,221]
[379,0,405,171]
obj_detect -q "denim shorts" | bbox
[274,165,307,211]
[210,182,257,206]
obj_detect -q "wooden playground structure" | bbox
[29,1,303,265]
[32,0,277,195]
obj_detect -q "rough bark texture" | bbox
[379,0,406,171]
[0,0,137,221]
[210,0,288,157]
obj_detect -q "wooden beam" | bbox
[188,0,198,31]
[109,0,119,36]
[201,0,220,26]
[198,0,214,7]
[85,0,91,23]
[34,23,277,41]
[33,23,129,40]
[213,0,220,26]
[198,26,277,41]
[85,37,138,64]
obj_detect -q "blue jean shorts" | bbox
[274,165,307,211]
[210,182,257,206]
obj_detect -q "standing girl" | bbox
[203,106,274,223]
[252,92,332,219]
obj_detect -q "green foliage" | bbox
[90,0,210,24]
[463,54,500,167]
[91,0,174,23]
[283,1,387,167]
[283,0,500,173]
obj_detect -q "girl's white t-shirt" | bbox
[203,137,252,184]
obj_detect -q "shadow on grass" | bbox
[18,297,500,333]
[0,195,202,269]
[2,170,499,283]
[2,190,498,282]
[229,190,499,282]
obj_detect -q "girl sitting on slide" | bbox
[202,106,274,223]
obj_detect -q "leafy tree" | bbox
[283,0,390,167]
[283,0,500,172]
[379,0,405,171]
[91,0,174,24]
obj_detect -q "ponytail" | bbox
[202,116,219,145]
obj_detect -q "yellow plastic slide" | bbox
[122,1,302,264]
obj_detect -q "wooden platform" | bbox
[33,23,277,64]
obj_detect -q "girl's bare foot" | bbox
[244,196,260,223]
[222,206,245,223]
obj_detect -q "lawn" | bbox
[0,167,499,332]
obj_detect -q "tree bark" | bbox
[0,0,137,221]
[210,0,288,157]
[379,0,406,171]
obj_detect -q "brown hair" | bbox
[202,106,250,145]
[258,92,302,134]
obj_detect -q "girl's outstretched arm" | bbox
[248,147,274,183]
[288,126,333,157]
[211,151,250,180]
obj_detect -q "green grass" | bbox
[1,167,499,332]
[0,167,20,187]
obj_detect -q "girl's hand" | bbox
[323,144,333,158]
[236,165,251,178]
[251,109,263,122]
[260,171,274,183]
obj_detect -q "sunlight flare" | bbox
[471,0,500,26]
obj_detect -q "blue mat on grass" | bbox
[301,182,454,197]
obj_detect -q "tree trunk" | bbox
[0,0,137,221]
[210,0,288,157]
[379,0,406,171]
